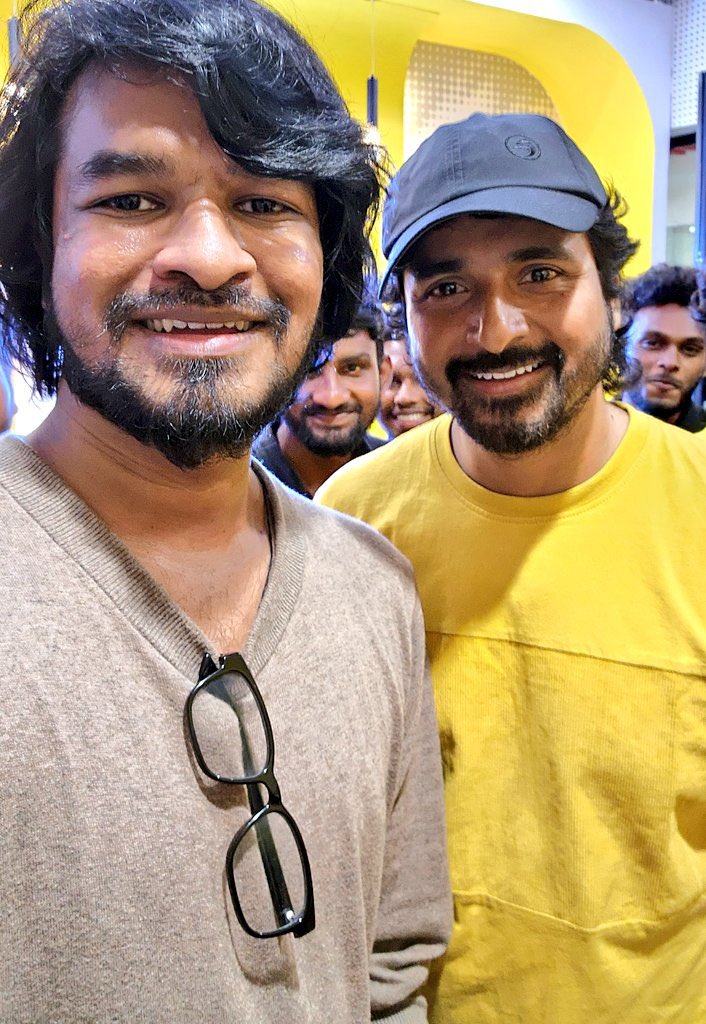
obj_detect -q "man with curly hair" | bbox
[0,1,451,1020]
[622,263,706,431]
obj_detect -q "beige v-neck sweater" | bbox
[0,435,451,1024]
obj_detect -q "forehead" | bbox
[59,65,214,165]
[383,339,412,365]
[630,304,706,343]
[331,330,377,361]
[405,214,593,272]
[55,64,316,204]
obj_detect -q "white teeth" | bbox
[147,318,253,333]
[473,361,539,381]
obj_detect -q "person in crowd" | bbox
[318,112,706,1022]
[0,1,451,1020]
[379,324,442,437]
[252,303,389,495]
[621,264,706,431]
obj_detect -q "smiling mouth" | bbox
[143,318,258,333]
[469,361,542,381]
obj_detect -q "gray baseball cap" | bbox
[380,112,607,296]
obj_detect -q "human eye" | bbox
[238,197,292,215]
[638,337,662,350]
[339,360,363,377]
[93,193,160,213]
[521,266,559,284]
[684,344,705,357]
[429,281,463,298]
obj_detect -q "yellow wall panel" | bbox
[0,0,653,272]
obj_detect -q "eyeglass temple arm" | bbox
[241,729,297,929]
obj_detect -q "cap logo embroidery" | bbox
[505,135,541,160]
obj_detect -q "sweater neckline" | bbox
[430,402,651,521]
[0,435,304,681]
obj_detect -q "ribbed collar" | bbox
[430,402,652,521]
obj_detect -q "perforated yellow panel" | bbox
[404,41,560,160]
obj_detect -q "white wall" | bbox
[465,0,674,262]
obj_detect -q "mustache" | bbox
[103,285,290,342]
[446,343,563,385]
[303,401,362,417]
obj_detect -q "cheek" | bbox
[52,229,148,308]
[265,229,323,315]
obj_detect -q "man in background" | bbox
[380,324,441,438]
[621,264,705,431]
[253,303,389,495]
[319,112,706,1022]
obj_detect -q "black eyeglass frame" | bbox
[185,651,315,939]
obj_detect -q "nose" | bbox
[470,292,529,353]
[308,363,350,409]
[656,345,680,372]
[151,202,257,291]
[395,376,424,408]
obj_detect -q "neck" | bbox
[30,386,257,538]
[276,420,353,496]
[450,389,629,497]
[28,386,271,652]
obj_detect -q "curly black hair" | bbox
[0,0,386,395]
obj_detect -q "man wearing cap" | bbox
[318,113,706,1022]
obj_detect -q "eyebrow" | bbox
[78,150,176,182]
[407,258,464,282]
[507,244,577,262]
[636,330,705,346]
[408,244,578,282]
[335,351,372,364]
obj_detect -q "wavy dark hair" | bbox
[383,187,639,393]
[622,263,698,314]
[0,0,386,395]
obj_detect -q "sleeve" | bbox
[369,597,452,1022]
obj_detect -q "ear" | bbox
[378,353,392,393]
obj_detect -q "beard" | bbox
[283,404,368,456]
[623,383,691,422]
[49,285,321,470]
[416,319,614,456]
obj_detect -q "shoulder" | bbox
[251,424,279,462]
[269,466,418,595]
[317,416,449,516]
[626,405,706,486]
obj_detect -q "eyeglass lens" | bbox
[189,670,268,780]
[230,803,308,935]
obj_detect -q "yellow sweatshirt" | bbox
[317,407,706,1023]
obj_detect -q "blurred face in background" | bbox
[282,330,383,455]
[624,304,706,421]
[380,338,441,437]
